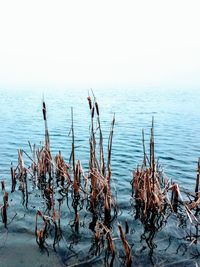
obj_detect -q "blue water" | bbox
[1,88,200,188]
[0,87,200,266]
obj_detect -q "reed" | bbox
[11,163,16,193]
[131,120,181,258]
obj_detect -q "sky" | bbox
[0,0,200,90]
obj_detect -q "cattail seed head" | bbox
[92,107,95,118]
[42,102,46,121]
[87,96,92,110]
[95,102,99,116]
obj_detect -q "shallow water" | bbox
[1,87,200,266]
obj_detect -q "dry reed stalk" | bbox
[36,101,52,183]
[170,183,179,213]
[142,129,147,167]
[125,221,129,234]
[42,101,50,148]
[1,181,5,191]
[106,231,115,267]
[11,163,16,192]
[91,92,105,175]
[35,207,61,252]
[16,149,29,207]
[132,166,163,217]
[188,197,200,210]
[74,212,79,233]
[72,160,82,233]
[118,224,132,267]
[1,192,9,228]
[88,221,104,256]
[107,114,115,187]
[150,117,155,190]
[55,151,71,187]
[71,107,76,177]
[23,168,28,207]
[132,120,169,221]
[195,158,200,202]
[104,185,112,228]
[70,108,83,233]
[32,144,37,177]
[74,160,81,195]
[37,146,52,184]
[35,210,50,249]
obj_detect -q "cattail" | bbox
[91,106,95,118]
[87,96,92,110]
[95,101,99,116]
[42,101,46,121]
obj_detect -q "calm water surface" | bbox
[1,88,200,187]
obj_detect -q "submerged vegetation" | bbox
[1,93,200,266]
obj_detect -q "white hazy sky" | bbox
[0,0,200,90]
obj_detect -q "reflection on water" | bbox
[0,88,200,266]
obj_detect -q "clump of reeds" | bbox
[10,149,29,207]
[8,101,63,251]
[55,151,71,188]
[131,119,168,221]
[8,95,121,265]
[87,93,117,233]
[130,119,200,260]
[130,119,176,258]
